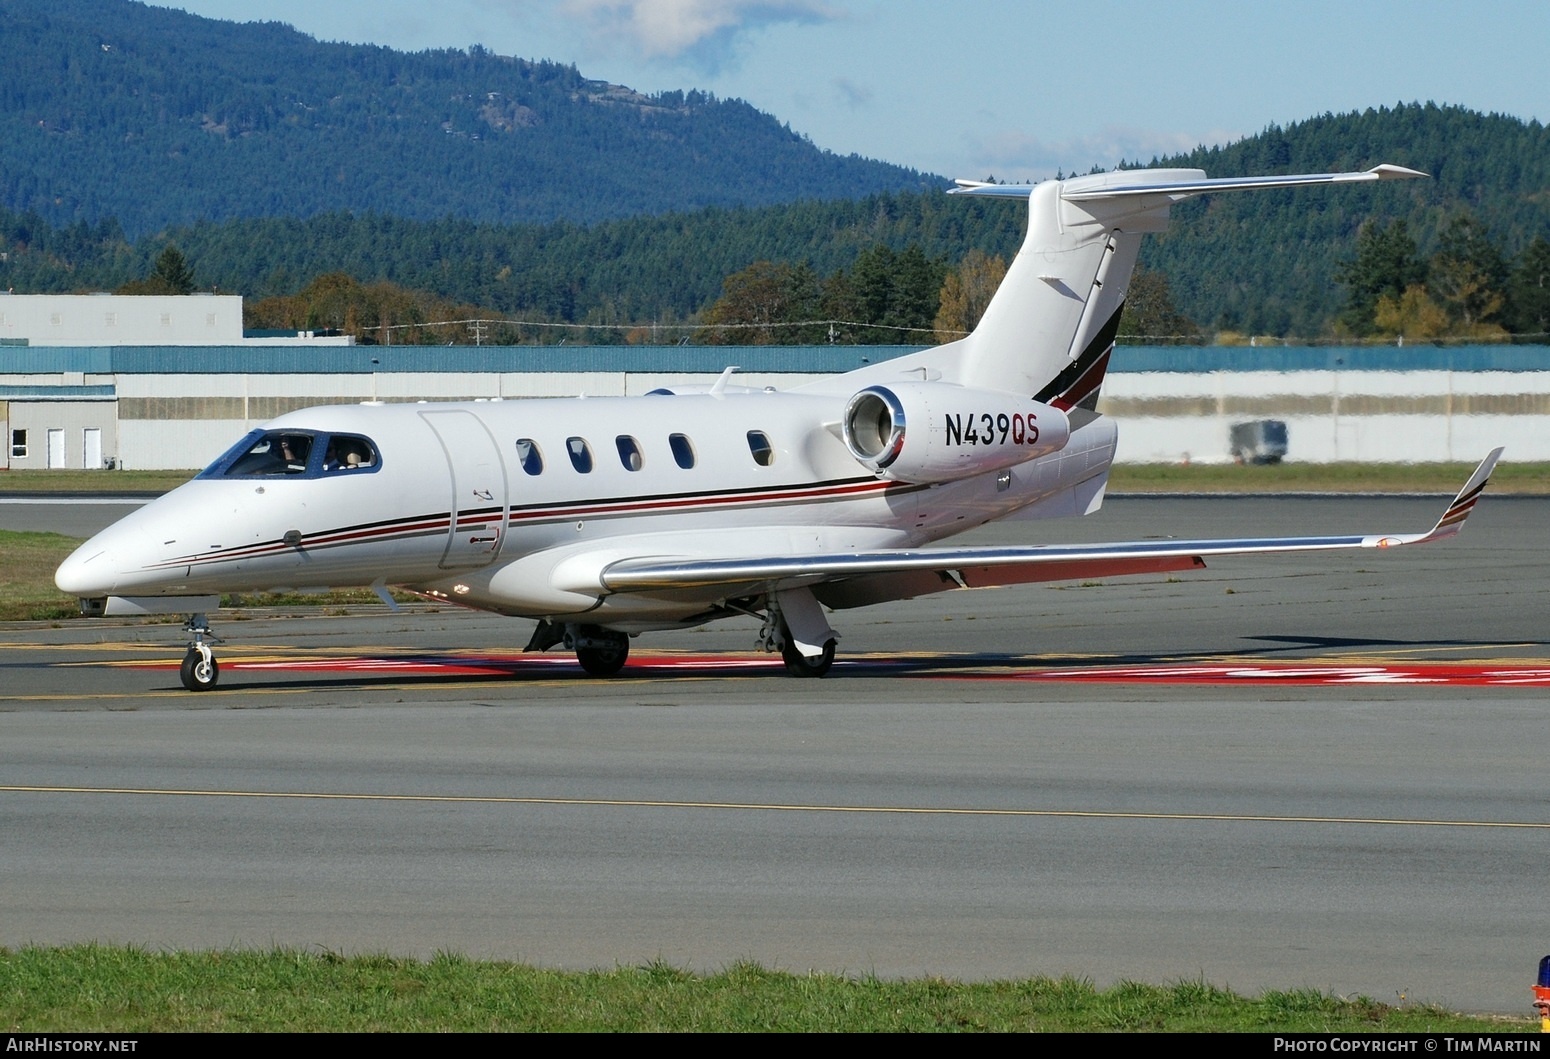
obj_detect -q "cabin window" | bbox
[669,433,695,469]
[515,438,543,475]
[567,436,593,473]
[616,435,643,471]
[746,430,775,467]
[10,429,26,459]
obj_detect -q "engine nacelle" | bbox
[842,383,1071,483]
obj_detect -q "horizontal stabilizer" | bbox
[950,164,1427,203]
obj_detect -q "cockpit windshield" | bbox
[198,430,381,479]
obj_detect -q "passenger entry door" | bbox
[419,410,508,570]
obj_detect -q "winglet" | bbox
[1426,447,1504,539]
[1384,448,1504,547]
[1368,163,1429,180]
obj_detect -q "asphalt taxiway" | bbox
[2,493,1547,1013]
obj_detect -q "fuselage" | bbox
[56,390,1116,628]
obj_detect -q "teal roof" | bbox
[0,344,1545,374]
[0,384,116,399]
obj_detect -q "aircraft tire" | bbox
[781,638,835,678]
[179,648,219,691]
[576,639,629,677]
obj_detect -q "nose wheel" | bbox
[571,624,631,676]
[179,613,223,692]
[180,646,219,691]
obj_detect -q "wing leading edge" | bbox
[588,449,1502,607]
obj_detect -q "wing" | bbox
[583,449,1501,610]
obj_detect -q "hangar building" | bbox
[1,294,1545,470]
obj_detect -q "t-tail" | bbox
[833,164,1426,406]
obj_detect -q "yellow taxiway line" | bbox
[1,784,1546,831]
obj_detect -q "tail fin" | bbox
[829,165,1425,401]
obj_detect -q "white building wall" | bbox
[5,402,119,469]
[0,294,243,346]
[6,366,1548,470]
[118,419,249,471]
[1100,370,1550,463]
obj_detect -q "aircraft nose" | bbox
[55,541,117,597]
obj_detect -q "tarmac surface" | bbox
[2,492,1547,1013]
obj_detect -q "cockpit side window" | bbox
[322,434,381,473]
[200,429,381,479]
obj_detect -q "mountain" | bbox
[0,0,936,237]
[2,103,1542,337]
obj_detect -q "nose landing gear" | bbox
[569,624,631,676]
[179,613,223,691]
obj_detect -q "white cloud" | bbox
[968,125,1245,181]
[558,0,838,62]
[830,76,870,108]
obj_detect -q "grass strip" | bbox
[2,463,1541,621]
[0,530,419,621]
[0,469,194,493]
[1107,460,1549,494]
[0,530,92,621]
[3,463,1544,497]
[0,947,1529,1032]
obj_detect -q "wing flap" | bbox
[815,555,1207,610]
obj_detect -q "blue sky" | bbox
[152,1,1548,181]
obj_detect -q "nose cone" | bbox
[56,538,116,596]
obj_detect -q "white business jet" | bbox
[56,164,1501,690]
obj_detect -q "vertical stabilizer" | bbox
[946,171,1193,403]
[814,164,1425,404]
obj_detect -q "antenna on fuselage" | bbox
[709,366,741,396]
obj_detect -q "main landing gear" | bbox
[525,620,631,676]
[780,636,836,678]
[179,612,223,692]
[759,589,838,678]
[573,625,631,676]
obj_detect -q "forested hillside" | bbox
[0,193,1029,330]
[0,0,932,235]
[3,76,1550,341]
[1138,104,1550,335]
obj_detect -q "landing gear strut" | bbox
[179,612,223,691]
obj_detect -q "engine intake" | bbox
[842,383,1070,483]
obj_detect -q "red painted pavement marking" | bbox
[989,664,1550,687]
[124,654,1550,685]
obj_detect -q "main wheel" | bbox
[781,638,835,678]
[576,638,629,677]
[179,648,219,691]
